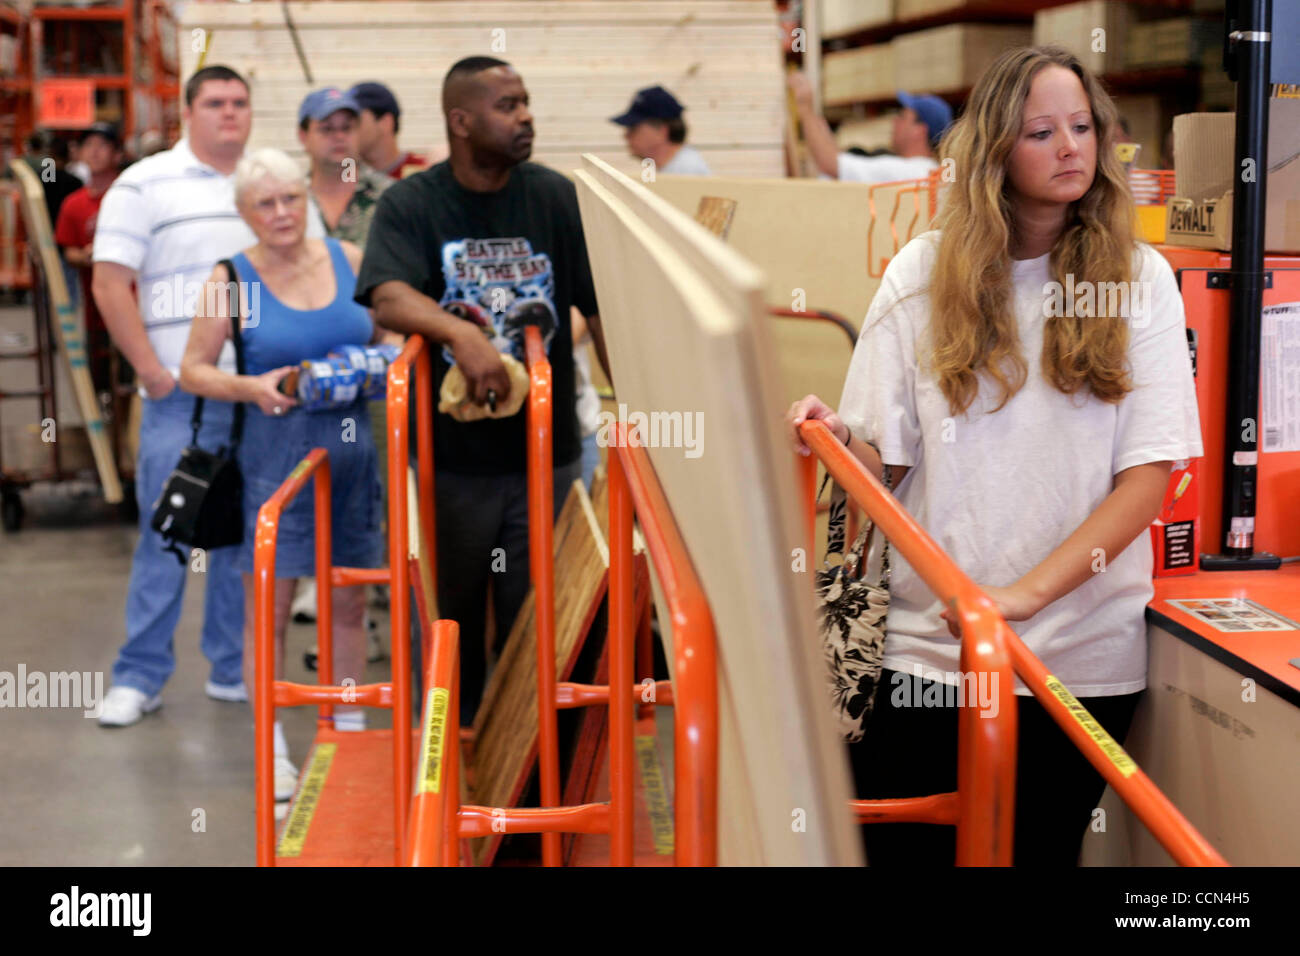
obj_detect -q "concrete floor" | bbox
[0,485,392,866]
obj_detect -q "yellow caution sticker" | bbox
[416,688,450,795]
[276,742,337,857]
[635,735,674,855]
[287,458,313,483]
[1044,676,1137,778]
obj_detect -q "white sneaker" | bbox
[97,686,162,727]
[274,755,299,802]
[205,680,248,702]
[291,578,318,623]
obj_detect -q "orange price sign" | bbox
[37,79,96,128]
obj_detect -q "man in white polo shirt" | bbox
[92,65,323,727]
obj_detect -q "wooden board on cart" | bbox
[468,472,610,866]
[573,154,860,865]
[7,159,123,503]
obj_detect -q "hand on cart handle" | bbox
[249,367,299,417]
[786,394,848,456]
[450,324,512,407]
[939,583,1041,639]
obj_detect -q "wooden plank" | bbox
[7,159,122,503]
[468,472,610,866]
[573,154,859,865]
[176,1,786,181]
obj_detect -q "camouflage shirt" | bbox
[310,163,391,249]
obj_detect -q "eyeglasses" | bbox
[252,192,306,214]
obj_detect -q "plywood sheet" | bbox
[649,172,942,405]
[8,159,122,502]
[574,154,860,865]
[468,473,610,866]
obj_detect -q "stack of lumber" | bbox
[177,1,786,179]
[575,154,860,865]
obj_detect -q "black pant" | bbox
[849,667,1142,866]
[410,460,582,726]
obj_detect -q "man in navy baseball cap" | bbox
[348,80,427,178]
[610,85,711,176]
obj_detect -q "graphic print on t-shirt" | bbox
[438,236,558,365]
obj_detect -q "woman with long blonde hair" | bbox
[787,46,1202,865]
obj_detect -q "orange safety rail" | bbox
[0,183,32,291]
[766,307,858,350]
[798,420,1229,866]
[867,169,942,278]
[407,618,462,868]
[253,449,407,866]
[406,422,719,866]
[522,323,564,866]
[385,334,435,858]
[252,336,435,867]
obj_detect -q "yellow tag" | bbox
[416,688,450,795]
[276,743,337,857]
[635,735,675,855]
[1044,676,1137,778]
[286,457,313,483]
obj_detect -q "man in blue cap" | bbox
[610,85,711,176]
[349,81,428,179]
[789,72,953,183]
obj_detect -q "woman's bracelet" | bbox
[841,427,852,447]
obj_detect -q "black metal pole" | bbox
[1202,0,1280,571]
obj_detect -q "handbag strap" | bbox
[190,258,247,450]
[833,463,894,583]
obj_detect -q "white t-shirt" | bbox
[660,145,712,176]
[837,153,937,184]
[94,138,324,380]
[838,232,1203,696]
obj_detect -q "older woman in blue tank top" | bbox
[180,147,382,800]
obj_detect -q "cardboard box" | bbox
[822,43,894,104]
[1033,0,1132,76]
[893,24,1032,94]
[1164,97,1300,254]
[1111,93,1164,169]
[821,0,893,38]
[1126,17,1219,70]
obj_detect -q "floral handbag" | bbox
[814,466,892,743]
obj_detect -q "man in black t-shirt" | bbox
[356,55,609,725]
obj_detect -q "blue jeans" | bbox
[112,388,245,695]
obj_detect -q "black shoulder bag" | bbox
[150,258,246,564]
